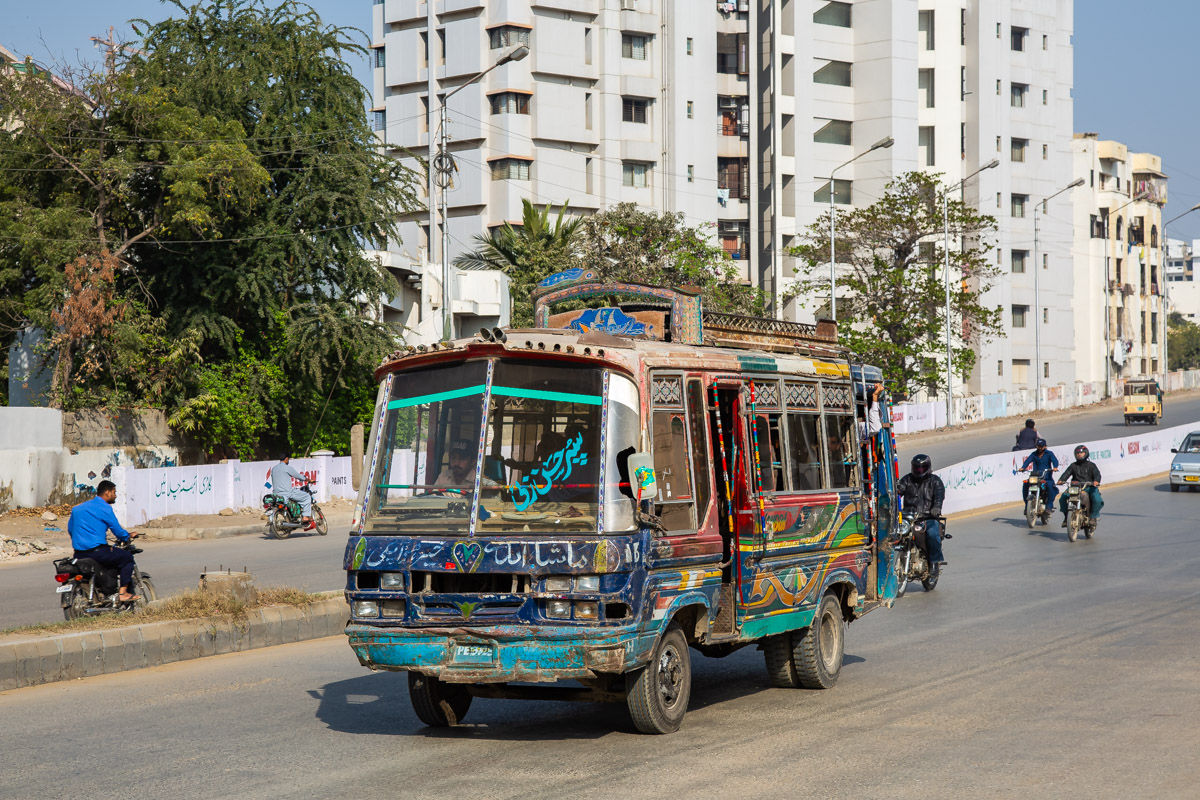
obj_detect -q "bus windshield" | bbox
[366,359,637,534]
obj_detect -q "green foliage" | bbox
[455,199,582,327]
[788,172,1003,397]
[455,199,763,327]
[0,1,423,458]
[1168,312,1200,371]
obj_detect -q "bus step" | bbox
[712,584,736,635]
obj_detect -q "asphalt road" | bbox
[0,513,354,630]
[3,477,1197,799]
[900,389,1200,468]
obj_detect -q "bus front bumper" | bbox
[345,624,651,683]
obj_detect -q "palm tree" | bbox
[454,199,580,325]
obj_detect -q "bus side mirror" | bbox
[627,454,657,503]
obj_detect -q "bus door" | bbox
[706,381,746,633]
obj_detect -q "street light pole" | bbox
[1102,192,1149,395]
[435,43,529,342]
[828,136,894,323]
[1033,178,1085,411]
[1161,203,1200,385]
[942,158,998,428]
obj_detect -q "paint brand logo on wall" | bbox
[1128,442,1141,456]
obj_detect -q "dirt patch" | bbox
[0,586,331,637]
[0,503,76,564]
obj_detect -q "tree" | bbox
[455,200,764,327]
[788,172,1002,397]
[576,203,763,318]
[455,198,582,326]
[1168,312,1200,371]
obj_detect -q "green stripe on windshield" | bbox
[492,386,603,406]
[387,385,486,409]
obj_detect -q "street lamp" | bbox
[828,136,894,323]
[435,43,529,341]
[1161,202,1200,384]
[1033,177,1086,410]
[1102,191,1149,394]
[942,158,999,427]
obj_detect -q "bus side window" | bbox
[753,414,786,492]
[786,412,825,491]
[651,410,695,531]
[824,414,856,489]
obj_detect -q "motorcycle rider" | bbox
[897,454,947,566]
[1057,445,1104,527]
[66,480,140,602]
[1019,438,1059,509]
[270,454,313,529]
[1013,418,1039,450]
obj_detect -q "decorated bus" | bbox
[343,271,901,734]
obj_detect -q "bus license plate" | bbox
[453,644,494,664]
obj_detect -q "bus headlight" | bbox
[546,599,572,619]
[575,575,600,592]
[352,600,379,618]
[380,572,405,589]
[574,601,599,620]
[379,600,406,618]
[544,576,572,593]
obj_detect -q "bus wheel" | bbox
[792,593,845,690]
[626,623,691,734]
[408,672,472,727]
[763,633,800,688]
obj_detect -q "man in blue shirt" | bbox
[270,454,313,528]
[1019,438,1059,509]
[67,480,140,602]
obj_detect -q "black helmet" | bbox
[1035,438,1047,448]
[1074,445,1089,462]
[911,453,932,478]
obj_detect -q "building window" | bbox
[1043,144,1049,160]
[961,8,966,44]
[1011,26,1028,51]
[372,110,385,132]
[585,157,593,194]
[719,221,750,259]
[1042,89,1048,105]
[1013,359,1031,385]
[1011,83,1028,108]
[489,26,530,50]
[374,48,385,68]
[814,119,852,146]
[437,29,446,66]
[996,22,1001,38]
[718,157,749,200]
[1043,362,1049,378]
[814,179,852,205]
[1012,250,1028,273]
[1012,194,1028,218]
[918,10,934,50]
[1011,138,1028,163]
[686,100,694,119]
[813,1,852,27]
[1043,309,1049,324]
[814,60,852,87]
[1043,34,1048,50]
[489,92,530,115]
[419,32,428,68]
[919,126,935,166]
[491,158,531,181]
[687,165,694,183]
[1012,305,1029,328]
[1043,253,1049,269]
[996,135,1001,152]
[996,79,1001,95]
[622,33,647,60]
[998,360,1004,376]
[686,37,693,55]
[622,161,650,188]
[622,97,648,123]
[919,68,935,108]
[585,92,593,129]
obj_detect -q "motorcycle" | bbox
[1022,469,1053,527]
[1062,480,1097,543]
[52,539,157,620]
[894,514,949,596]
[263,484,328,539]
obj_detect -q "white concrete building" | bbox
[1070,135,1169,385]
[1164,237,1200,324]
[368,0,1076,383]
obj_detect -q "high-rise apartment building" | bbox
[370,0,1075,389]
[1070,135,1169,384]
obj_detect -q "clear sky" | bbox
[5,0,1200,241]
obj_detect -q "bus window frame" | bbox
[649,369,699,535]
[818,378,859,490]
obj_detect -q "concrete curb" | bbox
[0,596,348,692]
[139,523,267,541]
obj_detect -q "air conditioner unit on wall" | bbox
[621,0,637,10]
[738,0,749,11]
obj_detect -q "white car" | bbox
[1169,432,1200,492]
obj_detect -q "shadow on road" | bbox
[1152,482,1199,493]
[308,648,870,739]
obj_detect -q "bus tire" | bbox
[792,593,845,690]
[408,672,472,727]
[626,623,691,734]
[763,633,800,688]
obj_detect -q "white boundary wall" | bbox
[938,421,1195,515]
